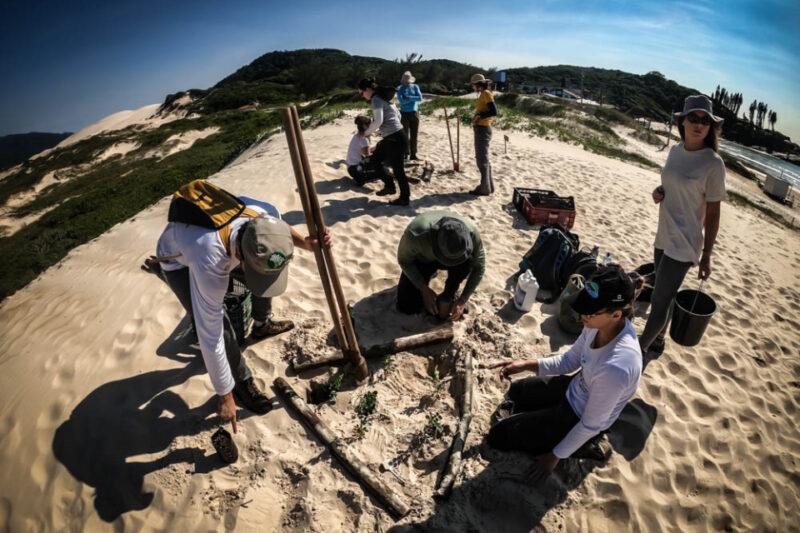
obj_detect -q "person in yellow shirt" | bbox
[469,73,498,196]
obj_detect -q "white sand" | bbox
[0,113,798,531]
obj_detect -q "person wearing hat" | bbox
[396,71,423,161]
[357,78,411,206]
[395,211,485,320]
[469,73,498,196]
[487,265,642,481]
[639,94,725,357]
[151,195,331,432]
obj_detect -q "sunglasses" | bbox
[685,113,712,126]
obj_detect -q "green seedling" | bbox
[354,390,378,439]
[425,412,444,439]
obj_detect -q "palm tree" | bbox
[769,110,777,131]
[749,100,757,125]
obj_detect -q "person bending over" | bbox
[346,115,379,185]
[396,211,485,321]
[489,266,642,481]
[357,78,411,206]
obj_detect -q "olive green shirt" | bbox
[397,211,485,300]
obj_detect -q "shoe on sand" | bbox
[251,319,294,340]
[376,187,397,197]
[389,197,410,206]
[233,378,273,415]
[468,187,490,196]
[211,427,239,464]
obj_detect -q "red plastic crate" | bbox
[512,187,576,228]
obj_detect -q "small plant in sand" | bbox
[382,355,396,374]
[425,412,445,439]
[430,367,441,388]
[354,390,378,439]
[326,372,345,402]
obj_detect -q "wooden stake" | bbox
[455,113,460,171]
[274,377,411,519]
[434,348,473,499]
[443,107,457,171]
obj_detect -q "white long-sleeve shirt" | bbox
[537,320,642,458]
[156,197,279,395]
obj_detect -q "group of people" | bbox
[348,71,498,206]
[145,91,725,481]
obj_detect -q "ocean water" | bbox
[720,141,800,188]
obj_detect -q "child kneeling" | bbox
[346,115,380,185]
[489,265,642,481]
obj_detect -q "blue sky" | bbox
[1,0,798,141]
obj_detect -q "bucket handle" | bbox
[689,279,706,314]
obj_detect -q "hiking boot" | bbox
[250,319,295,340]
[389,197,410,207]
[233,378,273,414]
[469,187,490,196]
[376,187,397,197]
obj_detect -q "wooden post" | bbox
[443,107,457,171]
[455,113,460,172]
[274,377,411,519]
[280,106,368,380]
[434,348,473,499]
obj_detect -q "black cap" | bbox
[570,265,635,316]
[433,217,473,266]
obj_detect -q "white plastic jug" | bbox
[514,269,539,312]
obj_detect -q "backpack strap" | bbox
[219,208,261,256]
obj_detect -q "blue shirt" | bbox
[396,83,423,112]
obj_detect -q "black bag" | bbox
[519,224,580,302]
[560,249,599,286]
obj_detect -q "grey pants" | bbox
[474,125,494,194]
[639,248,693,351]
[163,267,252,383]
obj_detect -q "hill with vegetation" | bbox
[0,48,795,300]
[0,132,72,170]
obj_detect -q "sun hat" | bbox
[401,71,415,84]
[570,265,635,316]
[470,73,491,85]
[674,95,723,124]
[240,215,294,298]
[433,217,473,266]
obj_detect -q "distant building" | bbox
[494,70,508,92]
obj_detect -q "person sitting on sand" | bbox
[357,78,411,206]
[144,183,331,432]
[639,95,725,357]
[346,115,379,185]
[396,70,423,161]
[488,265,641,481]
[396,211,485,321]
[469,73,498,196]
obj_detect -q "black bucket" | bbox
[635,263,655,302]
[669,289,716,346]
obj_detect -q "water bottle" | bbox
[603,252,613,266]
[514,270,539,312]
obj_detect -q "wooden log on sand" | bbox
[292,324,455,373]
[434,348,473,499]
[274,377,411,519]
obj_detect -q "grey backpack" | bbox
[558,274,585,335]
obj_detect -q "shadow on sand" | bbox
[51,321,248,522]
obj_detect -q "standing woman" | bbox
[469,73,498,196]
[357,78,411,206]
[639,95,726,357]
[397,71,423,160]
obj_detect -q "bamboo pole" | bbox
[443,107,457,171]
[292,325,455,373]
[280,108,348,351]
[434,348,473,499]
[288,106,368,380]
[274,377,410,519]
[455,112,460,171]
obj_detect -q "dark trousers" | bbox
[639,248,693,351]
[396,260,472,314]
[487,375,579,455]
[372,131,410,201]
[162,267,252,383]
[347,162,380,185]
[400,111,419,158]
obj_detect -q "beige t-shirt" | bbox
[654,144,726,264]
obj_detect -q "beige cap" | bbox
[240,216,294,297]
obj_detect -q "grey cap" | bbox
[674,94,723,124]
[434,217,473,266]
[240,216,294,298]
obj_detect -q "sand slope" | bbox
[0,112,798,532]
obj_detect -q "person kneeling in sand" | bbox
[146,182,331,431]
[488,265,642,481]
[396,211,485,321]
[346,115,379,185]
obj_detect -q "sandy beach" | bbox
[1,110,799,532]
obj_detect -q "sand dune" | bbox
[0,112,798,531]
